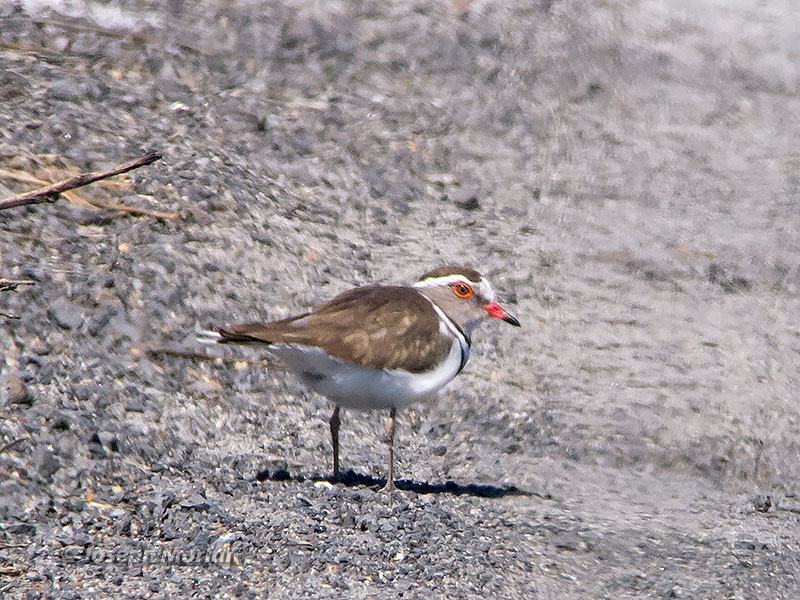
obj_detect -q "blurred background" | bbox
[1,1,799,597]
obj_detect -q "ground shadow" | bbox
[256,468,544,499]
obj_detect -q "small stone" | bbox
[22,355,42,369]
[74,383,98,402]
[87,308,114,337]
[18,369,36,383]
[153,492,176,518]
[114,513,133,535]
[379,517,399,532]
[4,523,36,535]
[48,300,84,331]
[99,431,119,452]
[20,266,42,282]
[453,187,481,211]
[180,493,210,511]
[125,400,146,413]
[706,263,751,293]
[4,375,31,405]
[552,532,583,552]
[48,78,86,101]
[106,312,140,342]
[29,338,51,356]
[33,446,59,479]
[87,434,106,457]
[50,413,71,431]
[753,495,772,513]
[271,469,290,481]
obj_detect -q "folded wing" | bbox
[216,286,454,374]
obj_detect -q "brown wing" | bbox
[217,286,453,373]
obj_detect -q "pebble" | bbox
[48,78,86,101]
[30,338,52,356]
[124,400,146,413]
[73,383,99,402]
[33,446,60,478]
[87,308,114,337]
[4,523,36,535]
[47,300,84,331]
[3,374,32,405]
[106,312,140,342]
[379,517,399,532]
[452,186,481,211]
[180,493,211,511]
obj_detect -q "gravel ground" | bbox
[2,0,799,598]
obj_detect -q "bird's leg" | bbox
[381,407,397,493]
[329,405,340,480]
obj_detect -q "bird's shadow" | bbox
[256,468,542,499]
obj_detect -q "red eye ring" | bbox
[453,283,474,298]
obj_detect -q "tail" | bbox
[196,323,271,345]
[196,325,224,345]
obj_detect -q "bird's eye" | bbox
[453,283,473,298]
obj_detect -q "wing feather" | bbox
[216,286,455,373]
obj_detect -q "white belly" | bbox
[268,338,465,410]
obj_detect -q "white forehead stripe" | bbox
[477,279,496,302]
[413,274,497,302]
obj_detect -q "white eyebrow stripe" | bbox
[413,274,497,303]
[413,275,480,288]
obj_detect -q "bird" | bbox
[198,265,520,492]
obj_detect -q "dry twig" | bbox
[0,279,35,292]
[0,151,164,212]
[0,167,128,209]
[0,437,30,455]
[81,196,178,220]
